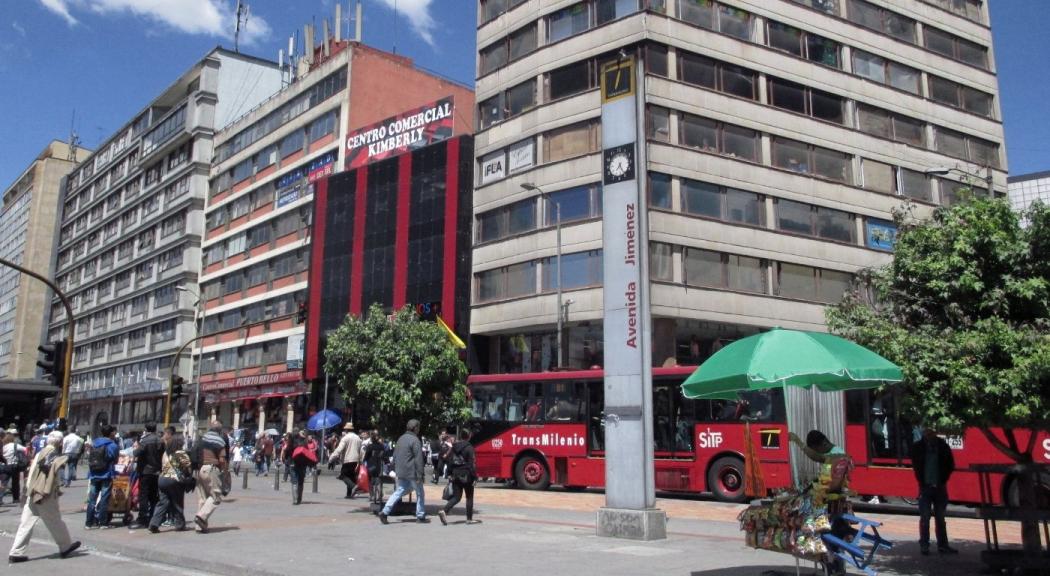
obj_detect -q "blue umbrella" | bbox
[307,409,341,431]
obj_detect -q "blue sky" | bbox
[1,1,1047,187]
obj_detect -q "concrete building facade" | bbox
[470,0,1005,374]
[0,141,91,425]
[1007,170,1050,212]
[51,48,282,435]
[200,37,473,434]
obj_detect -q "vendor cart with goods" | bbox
[682,329,900,576]
[107,451,138,526]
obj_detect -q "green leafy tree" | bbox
[323,303,470,438]
[827,196,1050,557]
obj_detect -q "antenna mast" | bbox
[234,1,250,52]
[68,110,80,162]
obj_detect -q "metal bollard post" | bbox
[274,463,280,491]
[312,467,319,493]
[242,467,249,490]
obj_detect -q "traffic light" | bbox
[36,340,67,389]
[170,375,186,399]
[296,302,307,324]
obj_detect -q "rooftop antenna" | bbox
[68,110,80,162]
[234,0,250,53]
[393,0,398,54]
[356,1,363,43]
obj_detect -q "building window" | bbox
[545,183,602,226]
[680,114,758,162]
[543,120,601,163]
[477,261,537,303]
[928,76,993,117]
[678,51,757,100]
[682,179,764,226]
[776,262,851,303]
[308,110,338,143]
[856,105,925,146]
[677,1,752,40]
[480,0,528,23]
[279,130,305,158]
[548,2,592,43]
[479,79,536,129]
[775,199,855,243]
[937,177,988,207]
[851,50,920,94]
[151,319,176,343]
[846,0,915,43]
[924,0,982,23]
[481,24,537,75]
[649,172,672,209]
[768,78,844,124]
[650,242,673,281]
[934,127,1000,168]
[223,272,244,295]
[860,159,896,195]
[766,21,841,68]
[771,137,852,183]
[899,167,932,202]
[542,249,603,291]
[476,197,538,243]
[547,59,594,101]
[154,284,176,308]
[789,0,840,15]
[645,43,669,77]
[685,248,767,294]
[924,26,987,68]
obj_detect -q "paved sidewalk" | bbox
[0,472,1011,575]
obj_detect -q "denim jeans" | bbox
[86,478,113,527]
[382,478,426,519]
[62,456,79,486]
[918,484,949,549]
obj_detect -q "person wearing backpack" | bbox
[85,424,119,529]
[438,429,478,526]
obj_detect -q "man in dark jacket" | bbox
[133,422,164,528]
[85,425,119,529]
[378,419,427,524]
[910,428,957,555]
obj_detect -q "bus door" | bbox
[586,379,604,455]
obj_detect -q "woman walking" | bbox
[148,437,192,533]
[286,429,317,505]
[438,429,478,526]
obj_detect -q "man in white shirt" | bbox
[61,429,85,487]
[330,423,362,499]
[2,430,26,504]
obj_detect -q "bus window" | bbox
[709,390,783,422]
[674,393,696,453]
[525,383,544,422]
[654,384,675,453]
[588,381,604,451]
[507,382,530,422]
[545,381,584,421]
[471,384,506,421]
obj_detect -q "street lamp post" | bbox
[176,286,205,428]
[521,183,564,369]
[924,165,994,197]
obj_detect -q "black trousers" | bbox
[442,479,474,521]
[340,462,359,497]
[149,477,185,530]
[291,464,307,504]
[137,474,159,525]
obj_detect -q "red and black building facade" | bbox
[304,135,473,380]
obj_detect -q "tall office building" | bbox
[1007,171,1050,212]
[0,141,91,424]
[52,49,282,434]
[471,0,1004,373]
[200,33,473,433]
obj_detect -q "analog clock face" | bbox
[603,144,635,185]
[609,152,630,177]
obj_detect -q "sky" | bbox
[1,0,1048,187]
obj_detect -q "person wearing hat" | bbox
[329,422,362,499]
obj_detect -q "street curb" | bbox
[0,525,285,576]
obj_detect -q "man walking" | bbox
[255,433,273,476]
[331,423,362,498]
[132,422,164,529]
[379,419,428,524]
[85,424,119,529]
[193,422,228,533]
[61,428,84,487]
[8,431,81,563]
[910,428,958,555]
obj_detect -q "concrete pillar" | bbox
[285,399,295,433]
[232,403,240,431]
[209,404,218,424]
[257,402,266,435]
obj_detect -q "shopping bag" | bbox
[356,465,370,493]
[442,480,454,501]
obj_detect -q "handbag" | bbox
[292,445,318,465]
[442,480,455,501]
[356,465,370,492]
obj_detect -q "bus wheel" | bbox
[1004,470,1050,508]
[514,455,550,491]
[708,456,746,503]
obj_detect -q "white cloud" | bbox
[39,0,78,26]
[36,0,272,46]
[12,21,27,37]
[376,0,437,47]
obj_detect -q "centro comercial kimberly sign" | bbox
[345,96,455,169]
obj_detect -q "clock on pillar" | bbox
[603,143,636,185]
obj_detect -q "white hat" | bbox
[37,424,49,431]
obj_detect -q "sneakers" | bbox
[938,546,959,555]
[60,541,81,559]
[8,555,28,564]
[417,517,430,523]
[438,511,447,525]
[379,512,389,525]
[148,525,160,534]
[194,516,208,533]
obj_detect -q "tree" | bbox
[323,303,470,439]
[827,196,1050,559]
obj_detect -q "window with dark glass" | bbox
[548,2,591,43]
[479,41,508,76]
[650,242,673,281]
[548,60,593,101]
[856,104,924,146]
[852,50,920,94]
[934,128,999,168]
[506,79,536,116]
[680,114,758,162]
[929,75,992,117]
[789,0,840,15]
[682,178,765,226]
[478,93,504,129]
[684,248,766,294]
[542,249,603,290]
[648,172,672,210]
[476,197,537,243]
[546,184,602,225]
[846,0,915,43]
[645,43,668,77]
[899,168,932,202]
[924,26,987,68]
[509,25,537,60]
[768,21,803,57]
[596,0,640,25]
[771,137,851,182]
[646,105,671,142]
[776,262,851,303]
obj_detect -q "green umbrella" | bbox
[681,328,903,400]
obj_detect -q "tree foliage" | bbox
[827,197,1050,462]
[323,303,470,438]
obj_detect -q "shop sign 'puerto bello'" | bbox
[345,96,455,169]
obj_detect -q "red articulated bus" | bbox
[466,367,1050,504]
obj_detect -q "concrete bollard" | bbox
[274,463,280,491]
[312,467,319,493]
[242,467,249,490]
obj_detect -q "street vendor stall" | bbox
[682,329,902,576]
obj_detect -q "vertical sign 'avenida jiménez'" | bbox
[597,57,665,540]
